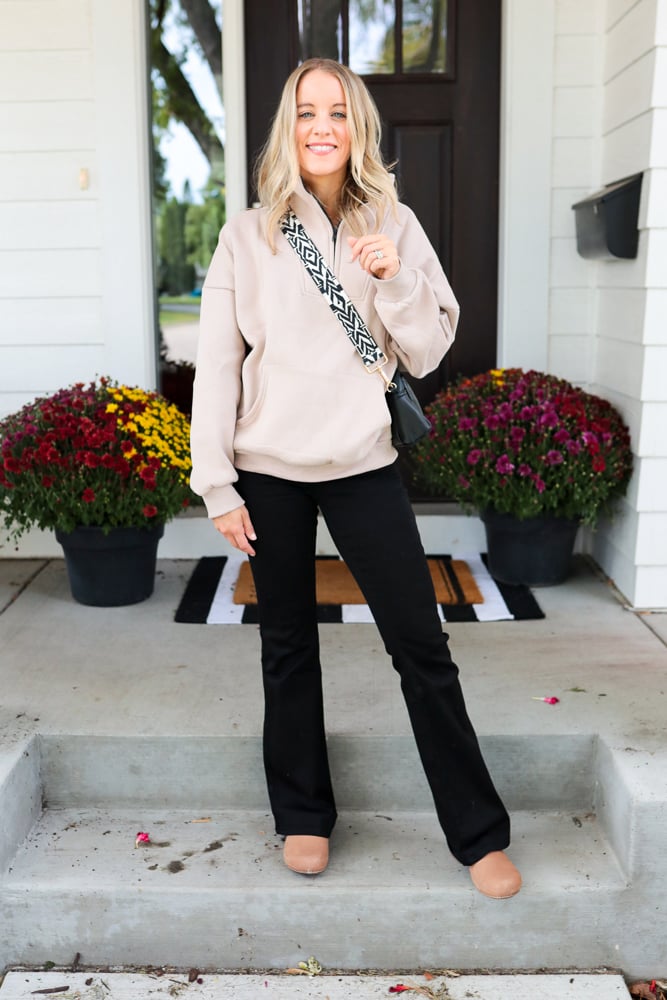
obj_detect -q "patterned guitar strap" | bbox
[279,211,395,389]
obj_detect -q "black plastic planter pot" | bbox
[55,523,164,606]
[481,510,579,586]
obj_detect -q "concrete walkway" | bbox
[0,555,666,981]
[161,319,198,366]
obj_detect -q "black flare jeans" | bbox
[235,462,510,866]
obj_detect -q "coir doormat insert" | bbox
[175,554,544,624]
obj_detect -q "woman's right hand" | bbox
[212,505,257,556]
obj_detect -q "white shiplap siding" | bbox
[548,0,667,605]
[0,0,91,51]
[593,0,667,606]
[548,2,602,386]
[0,0,155,418]
[0,1,99,411]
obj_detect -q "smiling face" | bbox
[295,69,352,196]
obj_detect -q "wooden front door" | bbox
[245,0,501,398]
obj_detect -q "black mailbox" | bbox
[572,173,643,260]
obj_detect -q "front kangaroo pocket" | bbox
[234,364,389,466]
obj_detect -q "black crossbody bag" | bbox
[280,211,431,448]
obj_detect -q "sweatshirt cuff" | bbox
[202,484,245,519]
[372,263,417,302]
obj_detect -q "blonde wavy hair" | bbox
[255,58,398,249]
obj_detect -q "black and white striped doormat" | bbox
[175,553,544,624]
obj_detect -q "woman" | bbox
[190,58,521,899]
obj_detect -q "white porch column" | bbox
[92,0,157,387]
[497,0,555,370]
[223,0,248,217]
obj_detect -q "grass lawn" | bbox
[159,310,199,327]
[160,294,201,305]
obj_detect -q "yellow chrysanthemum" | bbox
[106,386,192,485]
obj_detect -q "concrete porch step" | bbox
[2,806,625,971]
[26,732,600,813]
[0,972,631,1000]
[0,972,632,1000]
[2,732,665,978]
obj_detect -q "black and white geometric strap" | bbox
[280,211,388,371]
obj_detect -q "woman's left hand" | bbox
[348,234,400,280]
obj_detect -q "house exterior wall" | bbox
[1,0,665,605]
[0,0,156,420]
[549,0,603,385]
[547,0,667,607]
[593,0,667,607]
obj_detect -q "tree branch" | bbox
[179,0,222,90]
[151,32,224,181]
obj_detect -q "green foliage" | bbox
[412,369,634,526]
[149,0,226,285]
[158,197,196,294]
[151,137,170,205]
[402,0,447,72]
[156,188,224,292]
[184,190,225,269]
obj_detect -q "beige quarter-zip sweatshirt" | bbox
[190,180,460,518]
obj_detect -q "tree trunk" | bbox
[179,0,222,94]
[152,34,225,184]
